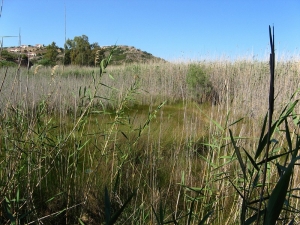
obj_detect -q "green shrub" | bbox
[186,63,218,104]
[1,50,17,61]
[37,58,56,66]
[0,60,17,67]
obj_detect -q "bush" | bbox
[37,58,56,66]
[1,50,17,61]
[186,63,218,104]
[0,60,17,67]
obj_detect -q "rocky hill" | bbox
[101,45,166,65]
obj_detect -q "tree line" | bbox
[0,34,106,67]
[42,34,106,66]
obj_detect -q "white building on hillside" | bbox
[9,49,20,52]
[35,44,43,48]
[27,52,36,58]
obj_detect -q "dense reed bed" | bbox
[2,59,300,116]
[0,55,300,224]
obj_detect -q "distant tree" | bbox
[90,42,100,50]
[65,35,92,66]
[44,42,59,63]
[64,45,71,65]
[90,42,105,66]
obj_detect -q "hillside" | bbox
[1,45,165,67]
[101,45,166,65]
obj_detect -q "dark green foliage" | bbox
[44,41,59,63]
[112,53,126,62]
[1,50,17,61]
[37,58,56,66]
[0,60,17,67]
[65,35,93,66]
[0,50,18,67]
[186,64,218,104]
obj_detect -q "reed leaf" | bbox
[257,150,293,166]
[285,118,293,151]
[229,129,246,178]
[187,198,195,225]
[265,156,300,225]
[244,209,265,225]
[108,191,135,225]
[198,210,214,225]
[242,148,259,171]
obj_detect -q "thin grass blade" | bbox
[229,129,246,178]
[109,191,135,225]
[104,186,111,224]
[257,150,293,166]
[152,204,162,225]
[187,198,195,225]
[285,119,292,151]
[228,179,244,199]
[198,210,213,225]
[243,148,259,171]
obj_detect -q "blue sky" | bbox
[1,1,299,60]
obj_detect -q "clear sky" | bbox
[1,1,299,61]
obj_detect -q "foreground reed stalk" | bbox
[226,26,300,225]
[257,25,275,224]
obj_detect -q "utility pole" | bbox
[0,36,18,58]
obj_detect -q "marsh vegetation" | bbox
[1,49,300,224]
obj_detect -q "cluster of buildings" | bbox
[19,44,43,49]
[9,44,44,58]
